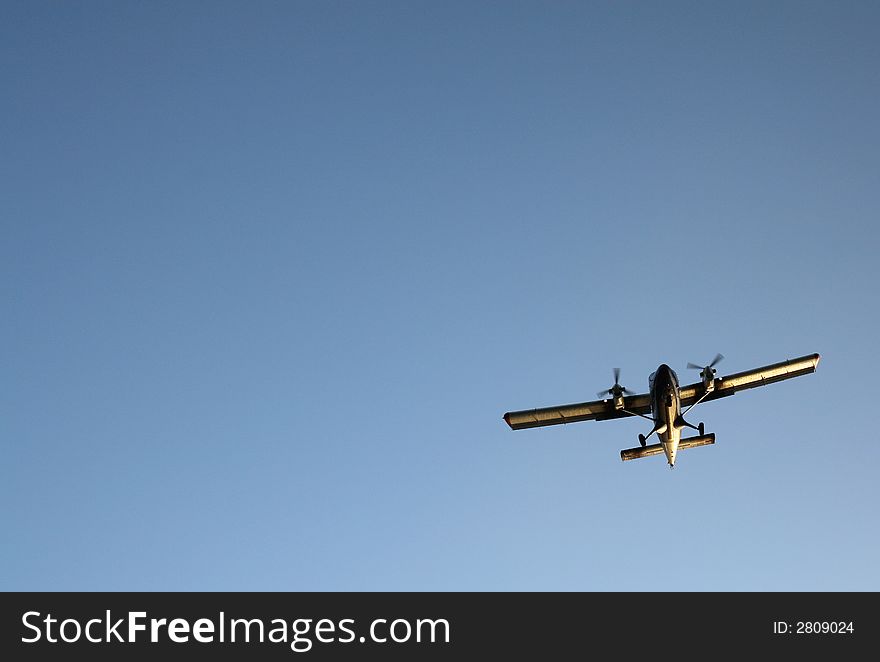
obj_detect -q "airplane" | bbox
[502,353,820,468]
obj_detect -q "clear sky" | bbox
[3,1,878,591]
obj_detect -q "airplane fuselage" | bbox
[649,364,682,466]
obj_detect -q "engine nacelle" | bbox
[701,368,716,393]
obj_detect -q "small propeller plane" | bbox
[503,353,820,468]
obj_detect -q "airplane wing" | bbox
[503,392,652,430]
[679,353,821,408]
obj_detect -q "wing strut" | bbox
[682,390,711,417]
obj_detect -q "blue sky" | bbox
[3,1,878,591]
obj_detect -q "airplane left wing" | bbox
[503,392,652,430]
[679,353,821,408]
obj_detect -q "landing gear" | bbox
[638,423,666,447]
[698,422,705,436]
[677,416,702,435]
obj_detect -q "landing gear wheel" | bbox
[698,422,705,436]
[638,434,646,447]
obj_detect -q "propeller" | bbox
[597,368,635,399]
[687,353,724,376]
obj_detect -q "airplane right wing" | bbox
[679,353,821,408]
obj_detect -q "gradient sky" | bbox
[3,1,878,591]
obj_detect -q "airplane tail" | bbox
[620,434,715,462]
